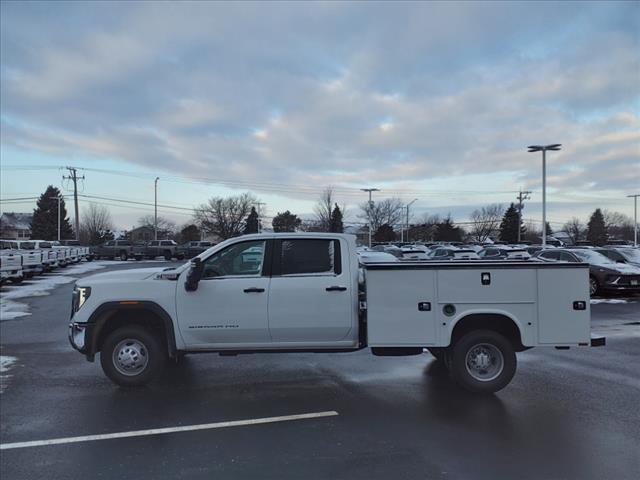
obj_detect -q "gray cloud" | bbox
[1,1,638,200]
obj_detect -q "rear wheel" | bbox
[100,326,166,387]
[449,330,516,394]
[164,250,172,261]
[119,251,128,261]
[589,276,599,296]
[10,275,24,284]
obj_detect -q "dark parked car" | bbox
[427,247,479,260]
[478,247,531,260]
[178,241,214,259]
[595,247,640,268]
[535,248,640,296]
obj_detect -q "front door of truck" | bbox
[268,238,354,344]
[177,239,271,347]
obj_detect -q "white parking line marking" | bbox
[0,410,339,450]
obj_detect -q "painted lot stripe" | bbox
[0,410,339,451]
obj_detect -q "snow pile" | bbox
[0,261,112,321]
[590,299,631,305]
[0,355,17,373]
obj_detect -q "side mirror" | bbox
[185,257,204,291]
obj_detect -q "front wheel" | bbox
[118,251,128,261]
[449,330,516,394]
[589,276,599,296]
[100,326,166,387]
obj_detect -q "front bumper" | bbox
[68,322,94,361]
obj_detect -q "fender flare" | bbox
[447,308,527,347]
[85,301,177,358]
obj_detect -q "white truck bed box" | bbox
[364,262,590,348]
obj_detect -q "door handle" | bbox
[326,286,347,292]
[243,287,265,293]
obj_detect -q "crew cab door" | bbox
[268,238,354,344]
[177,239,271,347]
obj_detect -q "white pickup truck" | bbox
[69,233,604,393]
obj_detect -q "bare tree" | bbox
[138,215,177,239]
[469,204,504,243]
[562,217,585,244]
[603,210,634,241]
[359,198,405,233]
[79,203,114,245]
[313,188,335,232]
[194,192,259,240]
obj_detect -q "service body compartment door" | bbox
[366,269,437,346]
[537,266,590,344]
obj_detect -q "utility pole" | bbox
[154,177,159,240]
[516,189,531,243]
[361,188,379,247]
[628,194,639,246]
[49,196,62,241]
[63,167,84,240]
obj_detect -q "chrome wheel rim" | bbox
[589,278,597,296]
[112,339,149,376]
[465,343,504,382]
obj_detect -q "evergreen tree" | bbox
[329,203,344,233]
[587,208,607,246]
[180,224,201,243]
[31,185,74,240]
[545,222,554,236]
[434,215,462,242]
[374,224,396,242]
[272,211,301,232]
[499,203,520,243]
[243,207,260,234]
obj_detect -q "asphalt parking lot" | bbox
[1,262,639,480]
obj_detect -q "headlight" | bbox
[75,286,91,311]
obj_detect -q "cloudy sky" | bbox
[1,1,638,230]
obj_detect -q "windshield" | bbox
[573,250,615,264]
[618,249,640,262]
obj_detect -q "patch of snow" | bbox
[0,299,31,320]
[590,299,631,305]
[0,356,17,373]
[0,355,17,393]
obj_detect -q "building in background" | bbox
[0,212,33,239]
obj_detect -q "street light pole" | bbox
[527,144,561,247]
[406,198,418,243]
[628,194,639,246]
[361,188,379,247]
[154,177,159,241]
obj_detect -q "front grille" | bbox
[619,275,640,286]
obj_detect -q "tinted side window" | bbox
[202,241,265,278]
[105,241,115,247]
[117,241,131,246]
[161,241,173,246]
[280,239,338,275]
[541,251,560,260]
[560,252,578,262]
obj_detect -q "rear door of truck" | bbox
[267,237,355,344]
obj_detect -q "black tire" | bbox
[10,276,24,284]
[100,325,166,387]
[589,276,599,297]
[119,251,128,261]
[449,330,516,394]
[164,250,172,261]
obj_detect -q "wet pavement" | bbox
[1,263,639,479]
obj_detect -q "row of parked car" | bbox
[0,239,93,285]
[91,240,214,261]
[357,242,640,296]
